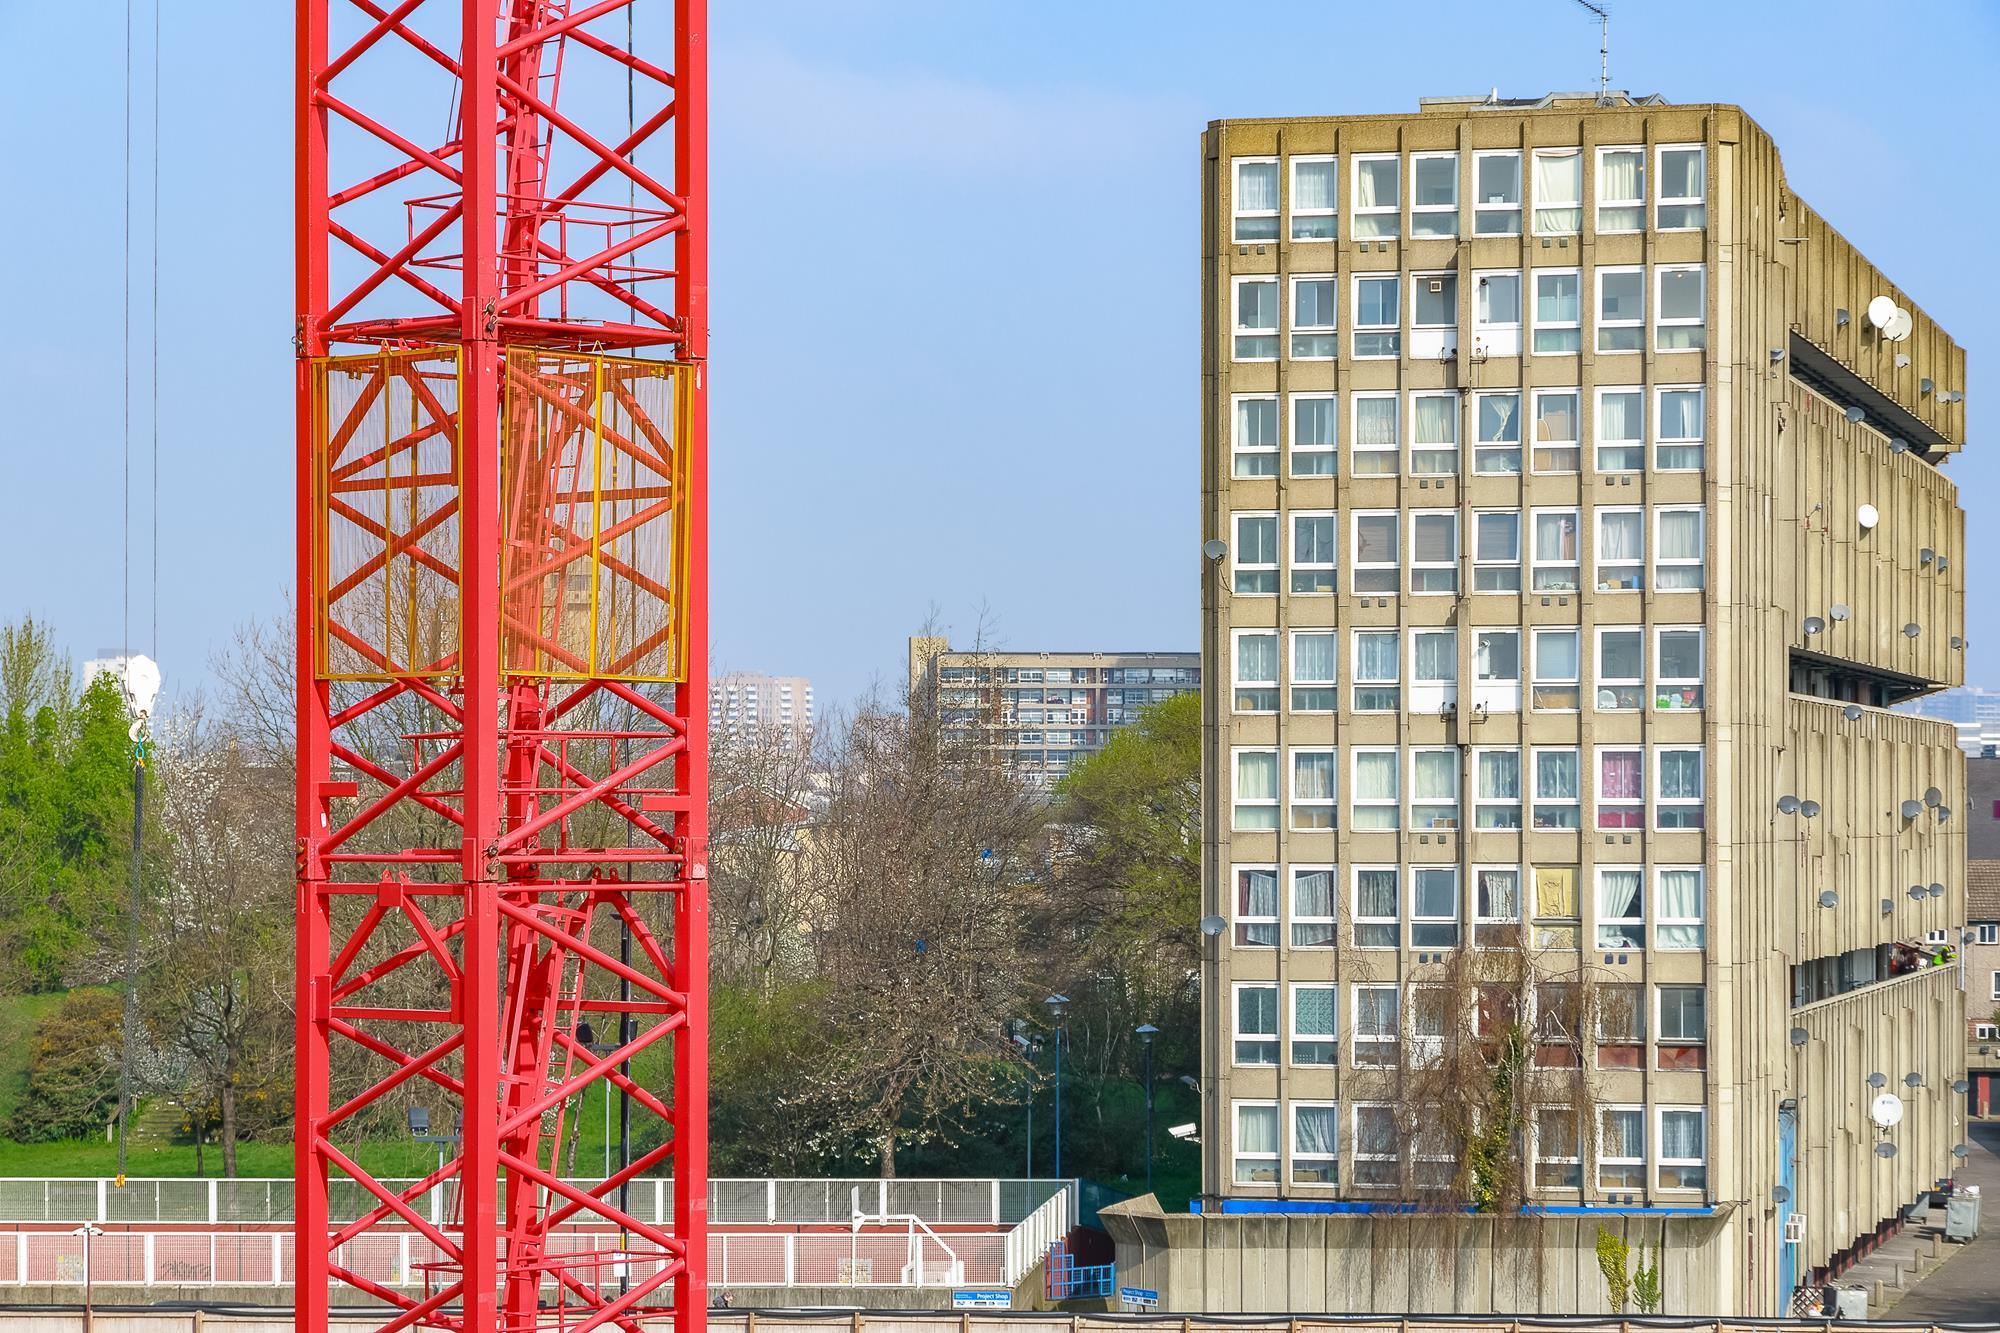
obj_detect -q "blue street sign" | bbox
[952,1290,1012,1309]
[1119,1286,1160,1308]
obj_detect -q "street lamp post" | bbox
[1045,994,1069,1178]
[1135,1023,1159,1196]
[71,1223,105,1333]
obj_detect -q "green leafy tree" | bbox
[1596,1225,1632,1313]
[8,988,123,1140]
[1632,1239,1663,1313]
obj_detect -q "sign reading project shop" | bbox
[1119,1287,1160,1310]
[952,1291,1013,1310]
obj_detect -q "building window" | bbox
[1658,986,1707,1071]
[1656,627,1705,710]
[1656,386,1705,471]
[1409,985,1449,1068]
[1352,631,1399,712]
[1475,391,1522,474]
[1233,748,1279,830]
[1292,867,1336,947]
[1232,630,1278,713]
[1596,145,1645,231]
[1291,393,1338,476]
[1655,506,1706,589]
[1411,865,1460,947]
[1475,867,1522,945]
[1596,627,1643,710]
[1349,1103,1398,1185]
[1532,389,1580,471]
[1655,264,1706,351]
[1475,748,1522,830]
[1993,971,2000,1002]
[1532,270,1582,354]
[1474,150,1521,234]
[1290,154,1337,240]
[1532,629,1581,711]
[1534,982,1583,1068]
[1292,986,1339,1067]
[1291,748,1338,831]
[1475,629,1521,712]
[1596,867,1645,949]
[1657,1106,1707,1191]
[1534,748,1581,829]
[1596,508,1645,592]
[1233,1101,1280,1185]
[1351,751,1400,832]
[1291,510,1338,594]
[1599,1106,1646,1189]
[1291,631,1337,712]
[1657,866,1705,949]
[1234,983,1278,1065]
[1473,270,1522,357]
[1597,266,1645,353]
[1233,276,1279,360]
[1531,508,1581,590]
[1232,864,1278,947]
[1353,988,1400,1066]
[1656,746,1705,829]
[1232,394,1279,478]
[1411,750,1460,831]
[1533,866,1579,949]
[1597,747,1644,830]
[1352,154,1399,238]
[1232,157,1279,241]
[1352,274,1401,359]
[1352,509,1399,591]
[1410,391,1459,475]
[1292,1101,1339,1185]
[1291,274,1337,359]
[1534,1106,1582,1190]
[1978,923,1999,946]
[1532,149,1582,234]
[1232,511,1278,594]
[1352,393,1400,475]
[1595,387,1644,472]
[1410,512,1459,595]
[1411,271,1458,359]
[1656,145,1706,229]
[1410,628,1457,714]
[1596,988,1645,1071]
[1473,510,1521,592]
[1411,151,1458,236]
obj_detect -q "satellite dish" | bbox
[1886,308,1913,342]
[1845,405,1867,424]
[1909,884,1927,900]
[1857,503,1880,529]
[1198,914,1227,938]
[1867,1072,1887,1089]
[1870,1093,1905,1128]
[1955,1079,1971,1095]
[1901,800,1923,819]
[1829,604,1850,621]
[1867,295,1897,329]
[1777,795,1801,814]
[1202,538,1228,561]
[1903,622,1921,638]
[1879,899,1893,915]
[1952,636,1965,650]
[1876,1142,1899,1159]
[1904,1073,1923,1089]
[1803,616,1825,636]
[1924,787,1942,807]
[1818,890,1838,908]
[1938,806,1952,823]
[1889,438,1908,454]
[1771,1185,1792,1205]
[1955,1143,1972,1159]
[1929,883,1945,898]
[1789,1027,1810,1047]
[1920,547,1937,566]
[1800,800,1820,818]
[1843,705,1863,722]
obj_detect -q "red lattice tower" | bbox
[293,5,707,1333]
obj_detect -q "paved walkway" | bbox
[1876,1119,2000,1321]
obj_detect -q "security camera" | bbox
[1168,1123,1199,1142]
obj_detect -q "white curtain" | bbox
[1599,870,1643,921]
[1355,632,1397,681]
[1601,1108,1644,1158]
[1293,161,1334,211]
[1478,750,1519,799]
[1293,751,1336,800]
[1294,632,1337,682]
[1355,984,1398,1034]
[1355,751,1399,800]
[1600,149,1642,201]
[1600,512,1643,562]
[1356,398,1399,446]
[1294,1104,1338,1154]
[1660,509,1703,558]
[1538,751,1579,799]
[1658,869,1703,947]
[1478,869,1519,918]
[1536,513,1578,562]
[1533,151,1581,230]
[1660,389,1702,440]
[1236,751,1277,800]
[1239,867,1278,916]
[1660,750,1704,799]
[1237,632,1277,684]
[1356,159,1396,210]
[1599,390,1641,443]
[1236,397,1278,447]
[1414,631,1456,681]
[1414,395,1457,445]
[1413,751,1456,800]
[1236,161,1278,212]
[1479,393,1519,442]
[1295,397,1338,447]
[1293,870,1334,920]
[1660,1110,1704,1160]
[1237,1104,1279,1153]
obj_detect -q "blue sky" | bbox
[1,0,1994,710]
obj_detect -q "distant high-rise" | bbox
[711,672,814,741]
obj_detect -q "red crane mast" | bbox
[292,5,707,1333]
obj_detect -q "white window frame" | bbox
[1233,981,1280,1067]
[1473,390,1522,474]
[1596,265,1645,354]
[1533,746,1582,830]
[1473,747,1522,831]
[1595,626,1644,712]
[1290,986,1339,1067]
[1532,268,1582,355]
[1410,269,1459,360]
[1232,746,1280,831]
[1472,149,1522,234]
[1232,274,1280,361]
[1291,865,1338,948]
[1654,264,1706,352]
[1654,625,1705,712]
[1231,628,1279,715]
[1654,505,1706,591]
[1530,507,1581,590]
[1231,156,1280,242]
[1530,388,1580,473]
[1232,510,1279,595]
[1290,630,1338,713]
[1289,154,1337,241]
[1596,744,1645,831]
[1409,627,1458,714]
[1231,392,1280,479]
[1655,144,1706,230]
[1289,747,1338,832]
[1351,629,1400,713]
[1351,392,1400,476]
[1351,507,1400,592]
[1531,628,1581,712]
[1408,510,1459,595]
[1351,1101,1399,1183]
[1290,391,1338,477]
[1409,151,1459,237]
[1351,273,1401,359]
[1472,509,1521,592]
[1290,1099,1340,1186]
[1352,988,1400,1065]
[1978,924,1999,947]
[1656,865,1706,949]
[1474,864,1524,945]
[1531,148,1582,235]
[1594,385,1645,472]
[1594,506,1646,593]
[1232,1100,1280,1186]
[1655,1105,1707,1192]
[1231,863,1279,949]
[1410,863,1461,947]
[1409,389,1460,475]
[1410,749,1461,832]
[1472,268,1523,359]
[1351,153,1400,239]
[1534,1105,1582,1190]
[1290,509,1338,596]
[1351,751,1401,832]
[1598,1104,1647,1190]
[1289,273,1338,360]
[1595,866,1646,950]
[1655,384,1705,471]
[1473,627,1522,713]
[1594,145,1645,233]
[1654,745,1706,830]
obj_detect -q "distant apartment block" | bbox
[1897,686,2000,755]
[908,637,1199,785]
[711,671,814,740]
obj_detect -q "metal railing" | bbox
[1001,1183,1075,1287]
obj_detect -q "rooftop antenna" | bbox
[1572,0,1611,104]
